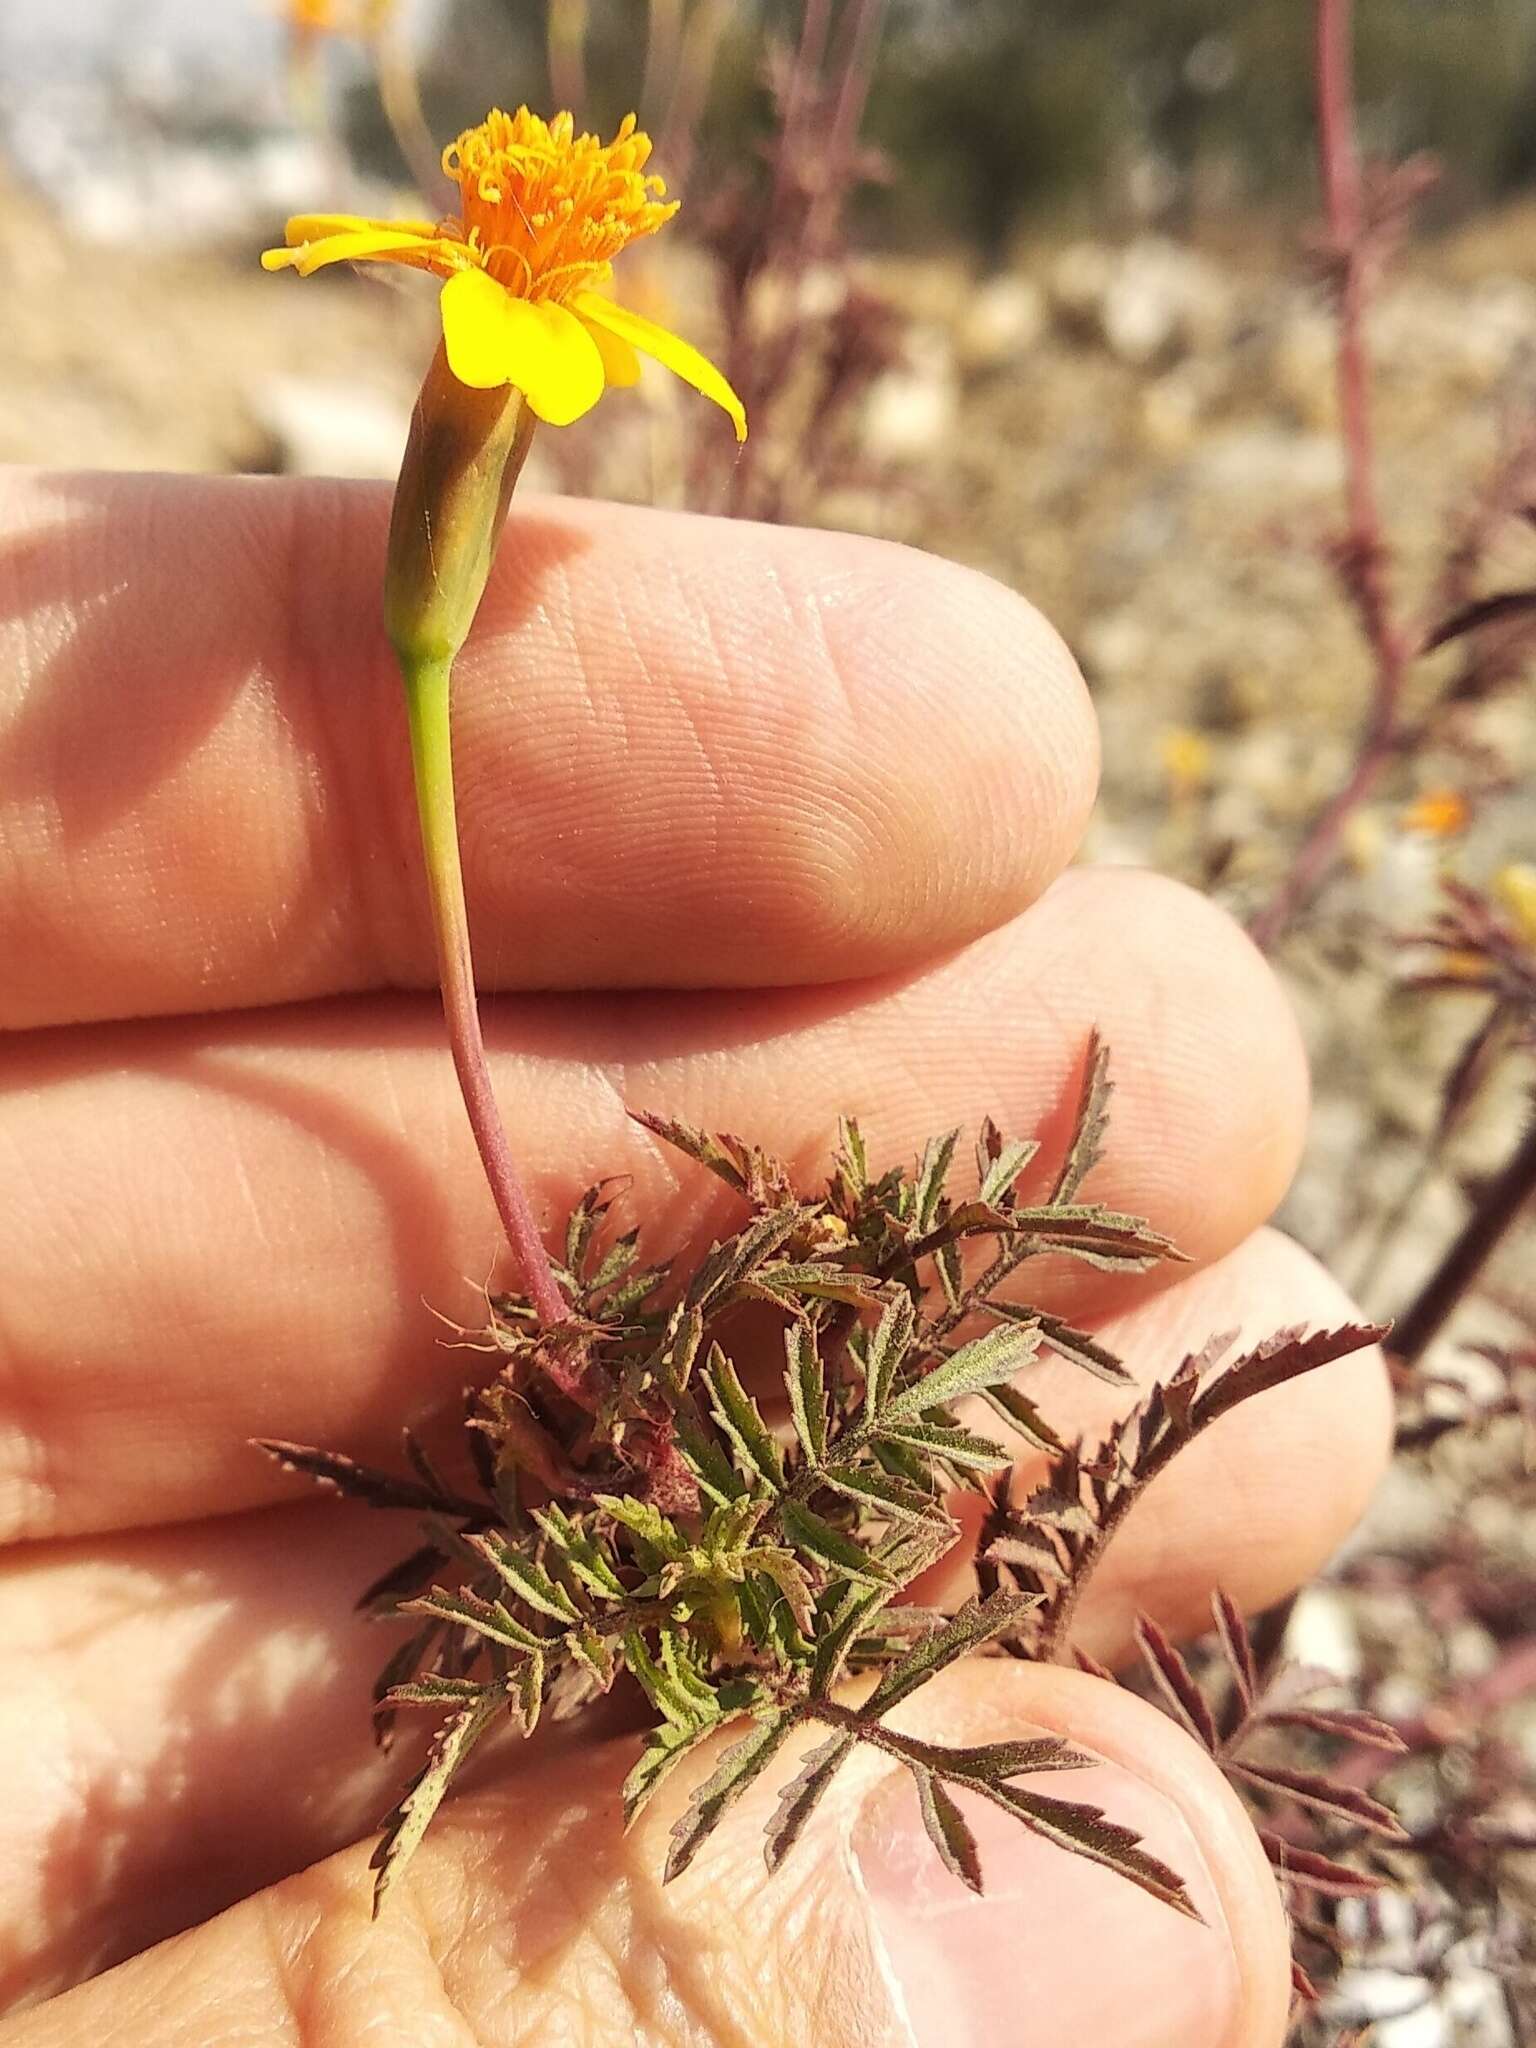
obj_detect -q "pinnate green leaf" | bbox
[823,1461,947,1526]
[532,1503,626,1600]
[666,1714,797,1882]
[883,1321,1042,1426]
[625,1716,730,1829]
[401,1585,544,1654]
[863,1292,916,1418]
[704,1345,786,1490]
[1049,1029,1112,1204]
[465,1530,582,1623]
[864,1591,1037,1716]
[370,1689,503,1916]
[781,1499,895,1585]
[763,1730,856,1872]
[594,1491,688,1564]
[783,1324,829,1466]
[912,1130,960,1232]
[978,1135,1041,1208]
[878,1418,1012,1471]
[625,1628,718,1732]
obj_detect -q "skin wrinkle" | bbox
[0,868,1312,1544]
[284,477,402,1002]
[0,1235,1385,2012]
[1,477,1110,1024]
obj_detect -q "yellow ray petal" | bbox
[439,272,606,425]
[571,290,746,441]
[262,227,444,276]
[283,211,440,242]
[577,312,642,389]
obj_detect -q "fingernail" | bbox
[850,1755,1241,2048]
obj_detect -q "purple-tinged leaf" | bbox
[1290,1958,1321,2005]
[370,1688,503,1916]
[1050,1030,1113,1204]
[979,1381,1065,1452]
[1257,1833,1386,1898]
[1259,1708,1408,1753]
[1033,1310,1135,1387]
[629,1110,793,1204]
[1073,1646,1116,1684]
[1135,1614,1219,1753]
[355,1542,449,1614]
[763,1730,856,1874]
[864,1292,917,1417]
[977,1135,1041,1209]
[1000,1205,1184,1272]
[782,1500,897,1586]
[913,1129,961,1233]
[1211,1590,1258,1711]
[1190,1325,1389,1433]
[913,1768,983,1892]
[863,1592,1038,1716]
[784,1324,829,1467]
[688,1207,807,1312]
[931,1738,1092,1781]
[979,1785,1199,1919]
[253,1439,484,1518]
[1423,586,1536,652]
[1226,1761,1408,1838]
[885,1320,1043,1424]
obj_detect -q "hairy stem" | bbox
[402,653,568,1328]
[371,16,449,210]
[547,0,589,117]
[1249,0,1414,951]
[1390,1112,1536,1368]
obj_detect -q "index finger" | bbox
[0,470,1098,1029]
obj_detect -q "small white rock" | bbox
[253,375,412,480]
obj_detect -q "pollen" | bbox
[442,107,680,304]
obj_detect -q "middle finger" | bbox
[0,868,1307,1542]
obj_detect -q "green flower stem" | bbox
[385,343,566,1327]
[401,652,568,1329]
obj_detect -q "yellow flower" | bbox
[1495,862,1536,950]
[262,106,745,439]
[280,0,387,37]
[1157,725,1212,803]
[1400,787,1469,840]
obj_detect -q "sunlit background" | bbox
[4,7,1535,2037]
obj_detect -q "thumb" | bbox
[814,1661,1293,2048]
[10,1661,1292,2048]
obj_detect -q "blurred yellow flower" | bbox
[1400,787,1469,839]
[1494,862,1536,949]
[1158,726,1212,802]
[281,0,390,38]
[263,106,745,438]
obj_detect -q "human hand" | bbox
[0,472,1390,2045]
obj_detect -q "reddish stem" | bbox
[1249,0,1415,951]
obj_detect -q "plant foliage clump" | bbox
[260,1035,1383,1917]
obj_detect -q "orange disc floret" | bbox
[262,105,744,438]
[443,108,680,303]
